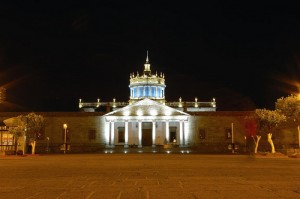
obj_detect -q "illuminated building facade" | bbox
[79,53,217,149]
[104,98,190,148]
[1,53,298,154]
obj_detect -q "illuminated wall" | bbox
[1,111,299,154]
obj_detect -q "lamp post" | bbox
[46,137,50,153]
[23,127,27,155]
[244,136,247,153]
[63,124,67,154]
[231,122,234,153]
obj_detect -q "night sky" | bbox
[1,1,300,112]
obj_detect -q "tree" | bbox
[275,94,300,118]
[255,109,286,153]
[244,115,258,153]
[26,113,46,154]
[275,94,300,148]
[5,115,27,153]
[4,112,46,155]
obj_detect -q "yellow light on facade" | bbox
[165,110,172,116]
[123,110,130,116]
[79,99,82,108]
[150,109,158,116]
[137,110,143,116]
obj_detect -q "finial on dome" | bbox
[143,50,151,74]
[146,50,149,63]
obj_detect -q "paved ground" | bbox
[0,154,299,199]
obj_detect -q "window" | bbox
[139,87,143,97]
[152,87,156,97]
[0,126,8,130]
[1,133,14,145]
[225,128,232,139]
[134,87,137,97]
[158,87,161,97]
[88,129,96,140]
[145,86,150,97]
[118,127,125,143]
[199,128,206,139]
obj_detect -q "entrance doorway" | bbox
[170,127,177,144]
[142,129,152,146]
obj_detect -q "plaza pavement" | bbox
[0,153,299,199]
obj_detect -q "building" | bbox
[77,52,220,151]
[0,53,298,154]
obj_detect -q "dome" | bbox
[129,51,166,104]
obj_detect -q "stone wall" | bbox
[186,112,252,153]
[1,111,299,154]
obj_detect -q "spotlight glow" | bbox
[150,109,158,116]
[123,110,130,116]
[165,110,172,116]
[137,110,143,116]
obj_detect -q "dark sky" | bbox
[1,1,300,112]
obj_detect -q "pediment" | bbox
[104,98,189,117]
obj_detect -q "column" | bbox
[179,121,184,147]
[165,121,169,144]
[110,121,115,147]
[124,121,129,148]
[138,121,142,148]
[152,121,156,147]
[184,121,188,146]
[105,121,110,148]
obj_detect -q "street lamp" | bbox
[244,136,247,153]
[46,137,50,153]
[63,124,67,154]
[231,122,234,153]
[23,127,27,155]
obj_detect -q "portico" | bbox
[104,98,190,148]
